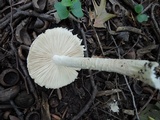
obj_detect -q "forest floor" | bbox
[0,0,160,120]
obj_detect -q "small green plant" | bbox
[54,0,84,20]
[134,4,149,23]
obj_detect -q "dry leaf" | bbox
[88,8,96,25]
[9,115,20,120]
[139,102,160,120]
[51,114,61,120]
[123,109,134,115]
[92,0,116,28]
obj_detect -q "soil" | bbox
[0,0,160,120]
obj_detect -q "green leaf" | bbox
[134,4,144,14]
[155,101,160,109]
[54,2,69,19]
[71,0,84,18]
[61,0,72,6]
[136,14,149,23]
[148,116,155,120]
[139,102,160,120]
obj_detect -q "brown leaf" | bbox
[9,115,20,120]
[51,114,61,120]
[88,8,96,25]
[92,0,116,28]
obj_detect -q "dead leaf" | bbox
[9,115,20,120]
[123,109,134,116]
[139,102,160,120]
[91,0,116,28]
[51,114,61,120]
[88,8,96,25]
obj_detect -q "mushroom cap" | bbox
[27,27,84,89]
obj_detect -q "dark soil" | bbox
[0,0,160,120]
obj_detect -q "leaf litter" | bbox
[0,0,160,120]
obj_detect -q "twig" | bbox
[123,76,140,120]
[18,59,39,101]
[0,9,55,29]
[151,3,160,43]
[0,2,32,23]
[8,3,25,111]
[97,107,122,120]
[107,21,121,58]
[92,27,105,56]
[116,26,143,35]
[88,11,105,56]
[72,73,97,120]
[122,37,140,57]
[121,0,136,9]
[80,27,88,57]
[142,2,154,14]
[10,100,24,120]
[0,2,32,14]
[7,1,43,109]
[9,0,18,68]
[0,105,12,109]
[8,0,30,97]
[71,27,97,120]
[133,89,157,120]
[8,2,38,106]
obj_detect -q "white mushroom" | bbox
[27,27,160,89]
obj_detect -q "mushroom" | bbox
[27,27,160,89]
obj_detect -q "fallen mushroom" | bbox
[27,27,160,89]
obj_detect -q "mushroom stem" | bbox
[53,55,160,89]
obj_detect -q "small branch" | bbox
[107,21,121,58]
[8,0,39,108]
[71,27,97,120]
[151,3,160,43]
[123,76,140,120]
[0,9,55,29]
[0,2,32,23]
[10,100,24,120]
[138,90,157,114]
[18,59,38,98]
[72,72,97,120]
